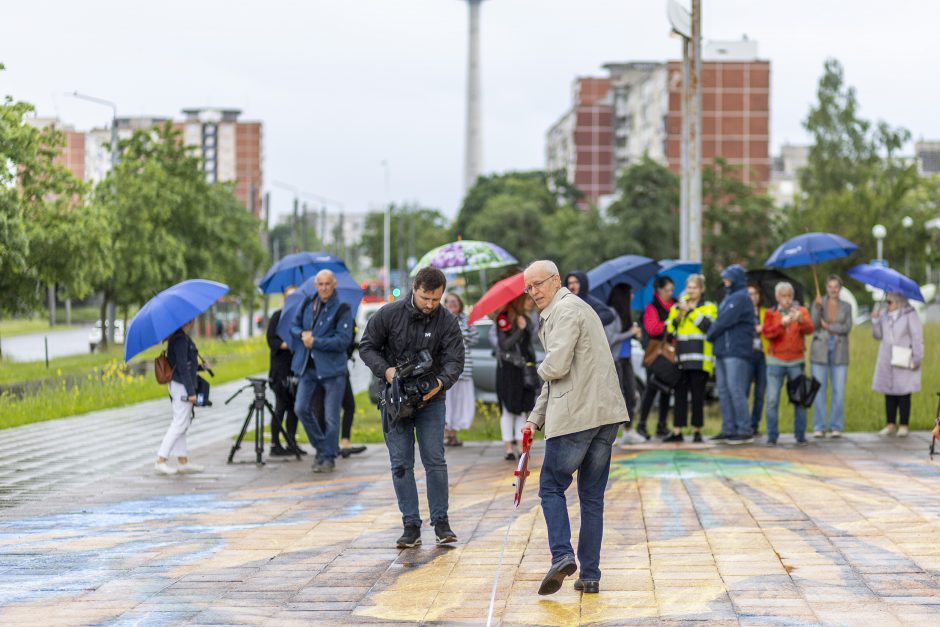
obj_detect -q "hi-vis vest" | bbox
[666,299,717,374]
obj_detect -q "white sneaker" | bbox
[177,462,205,474]
[878,424,897,436]
[897,426,909,437]
[620,430,646,446]
[830,430,842,438]
[813,430,826,438]
[155,461,177,475]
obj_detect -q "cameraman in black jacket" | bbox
[359,267,465,548]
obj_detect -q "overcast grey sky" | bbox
[2,1,937,223]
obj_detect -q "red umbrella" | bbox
[467,272,525,325]
[513,430,533,508]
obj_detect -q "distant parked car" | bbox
[88,320,124,352]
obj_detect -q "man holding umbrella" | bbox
[291,270,354,473]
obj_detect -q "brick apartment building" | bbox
[546,39,770,206]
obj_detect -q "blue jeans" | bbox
[748,352,767,432]
[715,357,753,436]
[294,370,344,463]
[383,401,449,527]
[811,358,847,433]
[539,422,618,582]
[766,363,807,443]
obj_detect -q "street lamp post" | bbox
[872,224,887,263]
[902,215,913,277]
[66,91,119,345]
[381,160,391,300]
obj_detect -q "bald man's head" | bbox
[315,270,337,302]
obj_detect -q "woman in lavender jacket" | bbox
[871,293,924,437]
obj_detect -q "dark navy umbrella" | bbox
[587,255,661,303]
[276,271,364,345]
[258,252,348,294]
[765,233,857,268]
[847,264,924,302]
[125,279,230,361]
[632,260,702,310]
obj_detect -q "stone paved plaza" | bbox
[2,379,940,625]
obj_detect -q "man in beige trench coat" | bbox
[522,260,629,596]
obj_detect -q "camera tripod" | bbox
[226,377,301,464]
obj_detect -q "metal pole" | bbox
[680,37,690,260]
[262,191,270,328]
[382,161,391,300]
[293,197,300,253]
[301,202,309,251]
[688,0,703,264]
[877,238,883,262]
[464,0,483,193]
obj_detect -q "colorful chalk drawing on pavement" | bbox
[1,447,939,625]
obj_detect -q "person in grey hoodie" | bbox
[706,265,756,443]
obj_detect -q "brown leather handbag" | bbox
[643,338,677,367]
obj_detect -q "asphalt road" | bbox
[0,326,95,362]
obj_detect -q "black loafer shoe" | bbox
[339,445,367,458]
[269,446,292,457]
[574,578,599,593]
[538,555,577,595]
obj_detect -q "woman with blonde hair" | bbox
[664,274,717,443]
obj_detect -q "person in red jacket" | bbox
[636,276,675,439]
[761,282,814,446]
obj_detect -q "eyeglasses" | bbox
[524,274,557,294]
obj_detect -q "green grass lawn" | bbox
[0,335,269,430]
[694,321,940,435]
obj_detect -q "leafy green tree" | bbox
[702,158,776,281]
[605,156,680,261]
[779,58,920,292]
[543,204,610,273]
[360,204,450,274]
[464,194,547,266]
[0,64,111,321]
[95,122,265,344]
[454,171,560,237]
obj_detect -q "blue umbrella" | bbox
[632,260,702,310]
[125,279,230,361]
[257,252,348,294]
[765,233,858,268]
[276,271,364,345]
[587,255,661,303]
[847,264,924,302]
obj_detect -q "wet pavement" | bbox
[1,394,940,625]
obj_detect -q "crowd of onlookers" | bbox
[470,263,928,454]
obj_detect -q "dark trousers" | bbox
[885,394,912,425]
[748,351,767,432]
[315,373,355,440]
[539,422,618,582]
[638,374,670,434]
[674,369,707,428]
[616,358,637,421]
[271,380,298,449]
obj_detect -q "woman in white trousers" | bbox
[156,319,206,475]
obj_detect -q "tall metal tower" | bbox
[462,0,485,194]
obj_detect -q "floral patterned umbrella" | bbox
[409,240,517,277]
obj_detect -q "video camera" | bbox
[383,349,438,422]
